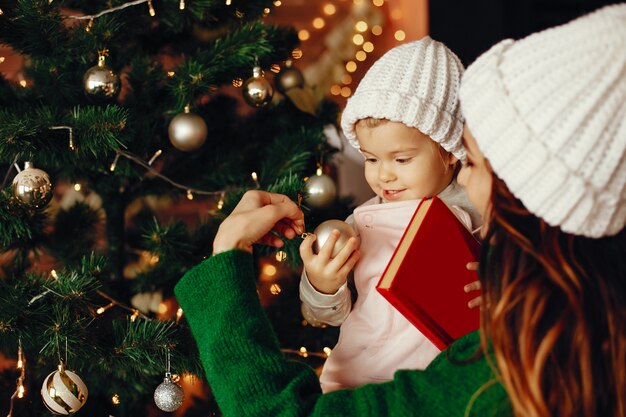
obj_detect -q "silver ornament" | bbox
[242,66,274,107]
[304,173,336,210]
[12,161,53,209]
[275,61,304,94]
[154,373,184,412]
[312,219,357,258]
[40,362,88,415]
[83,54,120,100]
[168,106,208,151]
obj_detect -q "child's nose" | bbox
[378,163,395,182]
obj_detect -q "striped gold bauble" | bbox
[40,362,88,415]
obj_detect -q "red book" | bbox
[376,196,481,350]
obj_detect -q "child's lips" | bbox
[383,189,405,200]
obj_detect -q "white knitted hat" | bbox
[460,4,626,238]
[341,36,466,161]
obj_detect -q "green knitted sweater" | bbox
[174,250,512,417]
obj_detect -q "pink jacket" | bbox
[300,182,476,392]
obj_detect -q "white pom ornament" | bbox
[312,219,357,258]
[40,362,88,415]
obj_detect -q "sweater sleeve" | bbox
[174,250,512,417]
[299,270,352,326]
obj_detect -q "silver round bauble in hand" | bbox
[168,106,208,151]
[40,362,88,415]
[83,55,120,100]
[312,219,357,258]
[242,66,274,107]
[304,173,336,210]
[275,61,305,94]
[12,161,53,209]
[154,373,184,412]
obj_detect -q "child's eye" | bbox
[365,157,378,163]
[395,157,412,164]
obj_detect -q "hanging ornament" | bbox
[40,362,88,415]
[312,219,357,258]
[12,161,53,209]
[154,349,184,412]
[304,169,337,210]
[83,50,121,100]
[168,104,208,152]
[242,65,273,107]
[275,60,305,94]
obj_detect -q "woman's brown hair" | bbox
[479,176,626,417]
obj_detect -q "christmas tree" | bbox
[0,1,348,415]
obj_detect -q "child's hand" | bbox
[300,229,360,294]
[464,261,482,309]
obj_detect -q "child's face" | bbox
[457,126,493,222]
[356,121,457,203]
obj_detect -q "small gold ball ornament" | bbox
[242,66,274,107]
[312,219,357,258]
[83,51,120,100]
[40,362,88,415]
[168,105,208,151]
[12,161,53,209]
[154,372,184,412]
[275,60,305,94]
[304,171,337,210]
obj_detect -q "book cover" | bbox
[376,196,481,350]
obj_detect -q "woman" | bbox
[175,4,626,417]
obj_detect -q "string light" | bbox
[19,79,27,88]
[270,63,281,73]
[341,74,352,85]
[330,85,341,96]
[345,61,357,73]
[167,71,175,77]
[275,251,287,262]
[251,172,260,188]
[110,154,120,172]
[299,346,308,358]
[186,190,194,200]
[217,193,225,210]
[323,3,336,15]
[355,50,367,61]
[130,309,140,322]
[273,0,282,6]
[0,57,5,63]
[363,41,374,52]
[147,149,162,166]
[373,0,384,6]
[352,34,364,45]
[372,25,383,36]
[112,394,120,405]
[355,21,368,32]
[147,0,155,16]
[96,302,115,315]
[232,77,243,87]
[50,269,59,280]
[312,17,325,29]
[85,18,94,32]
[179,0,185,10]
[176,307,184,323]
[340,86,352,97]
[298,30,310,41]
[323,347,332,356]
[226,0,232,5]
[0,8,3,15]
[394,29,406,41]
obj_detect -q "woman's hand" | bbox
[464,261,482,308]
[212,190,304,255]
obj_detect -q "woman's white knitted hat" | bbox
[460,4,626,238]
[341,36,466,161]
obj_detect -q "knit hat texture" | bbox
[341,36,466,160]
[460,4,626,238]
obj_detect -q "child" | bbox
[299,37,481,392]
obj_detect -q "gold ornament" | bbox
[83,51,120,100]
[168,105,207,152]
[242,66,273,107]
[304,172,336,210]
[312,219,357,258]
[40,362,88,415]
[275,60,305,94]
[12,161,53,209]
